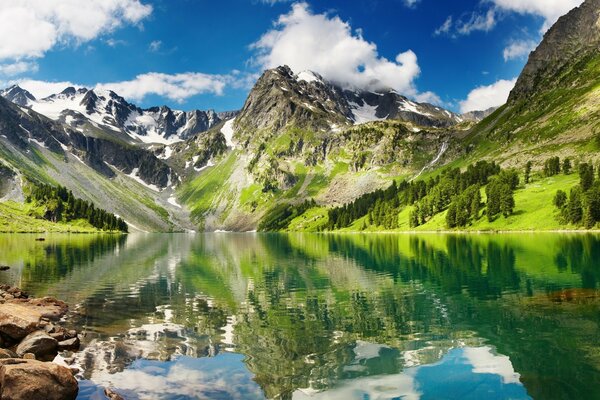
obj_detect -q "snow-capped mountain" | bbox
[0,85,36,107]
[1,85,233,145]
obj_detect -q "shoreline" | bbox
[1,229,599,235]
[0,284,123,400]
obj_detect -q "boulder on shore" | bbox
[16,331,58,361]
[0,358,78,400]
[0,303,42,340]
[8,297,68,321]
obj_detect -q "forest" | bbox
[26,182,128,232]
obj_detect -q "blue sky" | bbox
[0,0,584,113]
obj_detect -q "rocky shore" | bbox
[0,285,81,400]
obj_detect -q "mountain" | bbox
[177,66,463,231]
[2,86,233,145]
[0,85,36,107]
[233,66,460,147]
[0,95,194,232]
[509,0,600,103]
[458,0,600,169]
[461,107,498,122]
[258,0,600,234]
[4,0,598,234]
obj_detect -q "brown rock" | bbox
[0,303,42,340]
[58,337,80,351]
[0,349,17,359]
[7,297,68,321]
[0,358,78,400]
[22,353,35,360]
[104,387,125,400]
[16,331,58,361]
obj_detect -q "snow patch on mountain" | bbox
[350,102,386,124]
[221,118,236,148]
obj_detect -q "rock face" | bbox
[16,332,58,361]
[509,0,600,102]
[0,304,42,341]
[461,107,498,122]
[0,359,78,400]
[0,86,35,107]
[234,66,461,147]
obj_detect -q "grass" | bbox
[302,173,587,233]
[178,151,238,222]
[0,201,100,233]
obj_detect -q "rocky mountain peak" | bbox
[0,85,36,107]
[234,66,461,143]
[509,0,600,102]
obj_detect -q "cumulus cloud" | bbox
[95,72,230,103]
[0,0,152,61]
[491,0,584,30]
[251,2,431,99]
[503,39,537,61]
[459,78,517,113]
[16,79,80,99]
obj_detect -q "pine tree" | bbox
[524,161,532,184]
[562,158,572,175]
[553,190,567,209]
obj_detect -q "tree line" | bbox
[550,158,600,229]
[324,160,517,230]
[26,183,128,232]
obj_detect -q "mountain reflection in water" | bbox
[0,233,599,400]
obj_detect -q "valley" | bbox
[1,0,600,234]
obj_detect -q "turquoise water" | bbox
[0,233,599,399]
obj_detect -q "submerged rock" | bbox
[8,297,68,320]
[104,387,125,400]
[0,358,78,400]
[16,331,58,361]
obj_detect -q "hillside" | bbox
[455,0,600,169]
[251,0,600,233]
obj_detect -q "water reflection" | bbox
[0,233,599,399]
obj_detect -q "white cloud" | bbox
[251,2,431,98]
[0,62,38,77]
[0,0,152,61]
[16,79,79,99]
[456,9,496,35]
[434,9,496,37]
[503,39,537,61]
[403,0,421,9]
[149,40,162,52]
[491,0,584,30]
[434,16,453,36]
[459,78,517,113]
[95,72,230,103]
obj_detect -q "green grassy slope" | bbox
[0,201,100,233]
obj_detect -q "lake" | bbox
[0,232,599,400]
